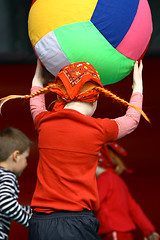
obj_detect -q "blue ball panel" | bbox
[91,0,139,48]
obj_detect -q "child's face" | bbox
[14,147,30,177]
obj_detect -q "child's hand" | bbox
[32,59,45,87]
[114,164,126,175]
[144,232,160,240]
[132,60,143,94]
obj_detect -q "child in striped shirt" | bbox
[0,127,32,240]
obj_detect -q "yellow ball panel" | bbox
[28,0,98,46]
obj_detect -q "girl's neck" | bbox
[64,101,97,117]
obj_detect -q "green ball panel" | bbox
[54,21,135,85]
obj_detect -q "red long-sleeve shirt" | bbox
[95,170,155,237]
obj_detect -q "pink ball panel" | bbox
[116,0,153,60]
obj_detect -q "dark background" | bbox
[0,0,159,239]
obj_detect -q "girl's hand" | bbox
[132,60,143,94]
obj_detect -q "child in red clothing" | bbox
[0,60,148,240]
[28,59,147,240]
[96,143,160,240]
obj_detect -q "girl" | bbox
[0,60,147,240]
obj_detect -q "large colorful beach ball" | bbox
[28,0,152,85]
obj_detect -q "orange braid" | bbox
[0,83,57,111]
[94,87,150,123]
[0,83,150,123]
[24,84,56,99]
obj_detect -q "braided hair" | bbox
[0,82,150,123]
